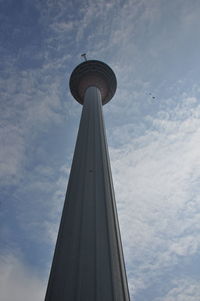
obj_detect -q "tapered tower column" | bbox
[45,60,130,301]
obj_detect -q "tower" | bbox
[45,60,130,300]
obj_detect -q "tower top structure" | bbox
[69,60,117,105]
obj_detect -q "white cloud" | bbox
[170,235,200,256]
[50,21,74,33]
[0,57,68,185]
[0,254,46,301]
[108,95,200,296]
[0,124,25,185]
[156,278,200,301]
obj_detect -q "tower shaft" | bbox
[45,87,130,300]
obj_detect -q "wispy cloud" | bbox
[108,94,200,298]
[156,278,200,301]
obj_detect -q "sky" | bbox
[1,0,200,300]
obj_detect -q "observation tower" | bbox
[45,60,130,300]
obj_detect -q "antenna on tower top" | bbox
[81,53,87,61]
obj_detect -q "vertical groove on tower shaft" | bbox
[45,61,130,301]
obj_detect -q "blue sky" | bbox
[1,0,200,300]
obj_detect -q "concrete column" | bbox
[45,63,130,301]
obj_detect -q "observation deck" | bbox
[69,60,117,105]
